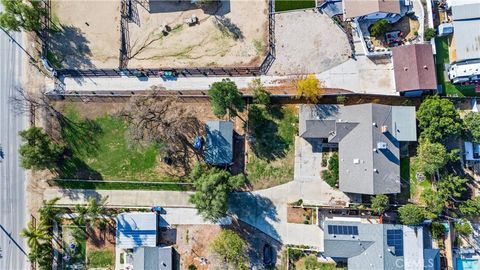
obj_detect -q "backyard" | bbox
[435,37,476,97]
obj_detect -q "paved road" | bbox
[0,17,28,270]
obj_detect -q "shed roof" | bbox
[116,213,157,248]
[133,246,172,270]
[392,44,437,92]
[451,1,480,62]
[343,0,401,19]
[204,121,233,165]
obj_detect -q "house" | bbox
[323,220,441,270]
[343,0,401,20]
[392,44,437,95]
[204,120,233,166]
[132,246,172,270]
[450,0,480,63]
[116,213,172,270]
[299,104,417,195]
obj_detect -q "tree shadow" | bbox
[145,0,230,15]
[48,25,94,70]
[54,114,103,179]
[248,106,287,161]
[228,192,281,242]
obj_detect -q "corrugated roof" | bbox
[204,121,233,165]
[343,0,401,19]
[452,19,480,62]
[116,213,157,248]
[392,44,437,92]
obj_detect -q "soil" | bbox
[370,16,420,48]
[287,206,308,224]
[86,220,116,253]
[50,0,268,69]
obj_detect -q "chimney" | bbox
[381,125,388,133]
[423,65,428,70]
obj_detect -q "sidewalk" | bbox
[58,64,396,95]
[43,188,194,207]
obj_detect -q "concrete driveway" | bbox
[268,9,351,76]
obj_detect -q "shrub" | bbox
[322,153,339,187]
[424,28,436,41]
[369,19,389,37]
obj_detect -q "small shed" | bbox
[438,23,454,36]
[133,246,172,270]
[116,213,157,248]
[204,121,233,165]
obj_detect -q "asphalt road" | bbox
[0,17,28,270]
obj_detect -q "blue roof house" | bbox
[204,121,233,166]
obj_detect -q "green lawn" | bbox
[87,250,114,268]
[59,104,176,181]
[51,179,193,191]
[275,0,315,12]
[435,37,477,97]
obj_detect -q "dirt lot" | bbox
[268,10,351,75]
[127,0,268,68]
[159,220,282,269]
[50,0,268,69]
[50,0,121,69]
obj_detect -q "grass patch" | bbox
[87,250,114,268]
[275,0,315,11]
[59,104,170,181]
[247,105,298,189]
[294,255,345,270]
[435,37,477,97]
[51,179,192,191]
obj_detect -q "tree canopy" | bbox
[463,112,480,142]
[371,194,389,214]
[421,188,446,217]
[416,138,448,175]
[0,0,47,32]
[398,204,427,225]
[208,79,245,118]
[369,19,389,37]
[460,197,480,218]
[189,164,246,221]
[210,230,247,269]
[296,74,324,103]
[250,78,270,105]
[437,174,468,200]
[417,95,462,142]
[19,126,64,171]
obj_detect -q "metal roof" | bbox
[452,1,480,62]
[204,121,233,165]
[300,104,417,195]
[116,213,157,248]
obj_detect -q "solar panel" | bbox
[327,225,359,236]
[386,229,404,256]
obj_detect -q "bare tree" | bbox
[121,94,203,174]
[9,87,60,117]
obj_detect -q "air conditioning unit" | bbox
[377,142,387,149]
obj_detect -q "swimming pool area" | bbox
[456,258,479,270]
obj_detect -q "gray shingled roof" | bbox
[133,246,172,270]
[300,104,417,195]
[204,121,233,165]
[323,221,440,270]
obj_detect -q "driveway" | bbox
[268,9,352,76]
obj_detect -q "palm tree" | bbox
[20,221,50,254]
[74,203,89,226]
[39,197,61,224]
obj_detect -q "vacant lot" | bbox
[50,0,121,69]
[268,10,351,75]
[50,0,268,69]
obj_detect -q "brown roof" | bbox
[392,44,437,92]
[343,0,401,19]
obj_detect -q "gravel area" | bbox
[268,10,352,75]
